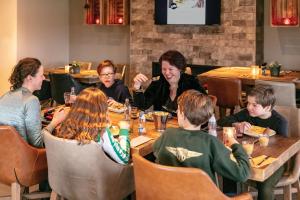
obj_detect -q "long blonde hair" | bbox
[56,87,108,144]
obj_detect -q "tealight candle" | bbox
[251,65,260,76]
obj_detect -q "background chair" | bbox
[255,80,297,108]
[132,153,252,200]
[244,106,300,199]
[115,64,127,82]
[207,77,244,119]
[49,73,85,105]
[274,106,300,200]
[43,131,134,200]
[0,126,49,200]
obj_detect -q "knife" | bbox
[256,155,270,167]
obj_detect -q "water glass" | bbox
[153,111,169,132]
[64,92,71,107]
[242,141,254,157]
[259,134,269,147]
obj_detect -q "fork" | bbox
[256,155,270,167]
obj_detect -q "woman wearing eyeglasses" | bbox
[96,60,132,106]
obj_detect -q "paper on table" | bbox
[131,136,153,148]
[251,155,276,168]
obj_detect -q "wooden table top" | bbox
[44,68,100,84]
[108,111,300,182]
[198,67,300,89]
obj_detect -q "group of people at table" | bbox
[0,50,289,200]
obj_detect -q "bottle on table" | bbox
[124,98,131,121]
[208,114,217,137]
[138,111,146,135]
[70,87,76,105]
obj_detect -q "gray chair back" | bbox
[43,131,134,200]
[255,80,296,107]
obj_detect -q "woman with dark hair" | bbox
[0,58,67,147]
[133,50,206,113]
[50,87,130,164]
[96,60,131,106]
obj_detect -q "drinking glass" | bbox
[259,134,269,147]
[223,127,236,146]
[242,141,254,158]
[64,92,71,107]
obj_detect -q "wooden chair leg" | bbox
[50,191,58,200]
[11,183,21,200]
[295,179,300,200]
[219,107,226,119]
[283,184,292,200]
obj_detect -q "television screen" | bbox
[155,0,220,25]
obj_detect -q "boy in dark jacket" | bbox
[218,85,288,200]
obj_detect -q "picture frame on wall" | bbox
[154,0,221,25]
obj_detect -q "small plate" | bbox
[244,126,276,137]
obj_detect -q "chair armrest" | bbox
[232,192,253,200]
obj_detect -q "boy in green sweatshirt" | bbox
[153,89,250,185]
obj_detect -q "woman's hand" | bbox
[107,98,119,107]
[133,73,149,90]
[233,122,251,134]
[51,107,70,127]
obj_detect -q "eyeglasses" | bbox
[99,73,115,77]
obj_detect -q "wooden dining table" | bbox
[44,68,100,84]
[108,111,300,182]
[198,67,300,89]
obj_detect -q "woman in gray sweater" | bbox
[0,58,67,147]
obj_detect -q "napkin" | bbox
[250,155,276,168]
[130,136,153,148]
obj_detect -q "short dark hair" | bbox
[177,90,213,126]
[248,85,276,109]
[9,58,41,91]
[159,50,186,71]
[97,60,116,75]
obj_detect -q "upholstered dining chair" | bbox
[0,126,49,200]
[43,131,134,200]
[132,153,252,200]
[206,77,244,119]
[255,80,297,108]
[273,106,300,200]
[115,64,127,82]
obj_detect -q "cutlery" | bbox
[256,155,270,167]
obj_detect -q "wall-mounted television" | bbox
[155,0,221,25]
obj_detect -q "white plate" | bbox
[244,126,276,138]
[108,107,126,113]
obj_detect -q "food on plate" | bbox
[246,126,276,137]
[144,112,153,121]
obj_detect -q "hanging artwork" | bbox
[271,0,299,27]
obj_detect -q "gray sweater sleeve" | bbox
[24,97,43,147]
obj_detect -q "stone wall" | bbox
[130,0,263,78]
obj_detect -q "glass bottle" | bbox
[138,111,146,135]
[124,98,131,121]
[208,114,217,137]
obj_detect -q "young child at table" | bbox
[97,60,132,106]
[153,89,250,185]
[43,87,130,165]
[218,85,288,200]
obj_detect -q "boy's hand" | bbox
[233,122,251,133]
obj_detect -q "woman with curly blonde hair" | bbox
[54,87,130,165]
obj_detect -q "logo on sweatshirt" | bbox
[166,146,203,162]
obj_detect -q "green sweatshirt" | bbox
[153,127,250,184]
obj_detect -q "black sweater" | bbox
[97,79,132,103]
[133,73,207,111]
